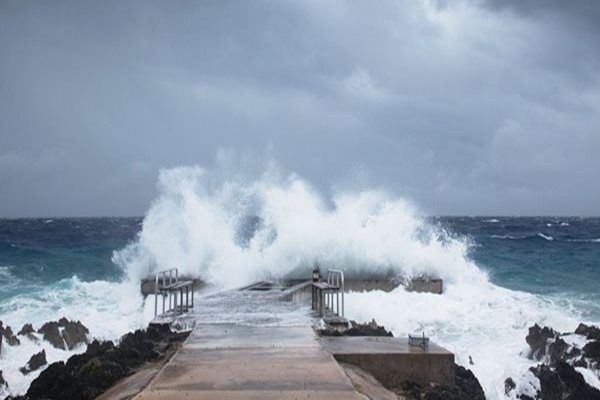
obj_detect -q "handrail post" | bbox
[154,274,159,317]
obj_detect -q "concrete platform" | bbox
[321,336,455,387]
[133,285,455,399]
[134,324,364,399]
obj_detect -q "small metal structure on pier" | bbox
[312,268,345,318]
[153,268,195,317]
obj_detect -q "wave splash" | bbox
[113,165,486,288]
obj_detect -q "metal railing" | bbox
[325,269,345,317]
[153,268,195,318]
[154,268,179,317]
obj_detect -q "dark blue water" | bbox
[0,218,141,301]
[1,216,599,310]
[435,216,600,317]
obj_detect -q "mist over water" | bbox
[1,163,599,399]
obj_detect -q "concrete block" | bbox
[321,336,455,387]
[405,278,443,294]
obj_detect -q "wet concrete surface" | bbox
[134,290,365,399]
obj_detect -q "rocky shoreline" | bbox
[506,323,600,400]
[1,319,189,400]
[3,318,600,399]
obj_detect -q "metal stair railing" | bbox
[311,268,345,318]
[153,268,195,317]
[326,269,345,317]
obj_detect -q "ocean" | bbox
[0,174,599,398]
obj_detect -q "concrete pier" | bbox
[135,324,364,399]
[132,282,454,399]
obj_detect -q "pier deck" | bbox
[135,323,363,399]
[133,282,454,399]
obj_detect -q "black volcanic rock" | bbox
[25,323,189,400]
[583,340,600,362]
[531,361,600,400]
[526,324,558,360]
[318,319,393,337]
[1,322,21,347]
[0,370,6,388]
[17,324,34,336]
[37,321,64,350]
[576,323,600,341]
[36,318,89,350]
[20,350,47,375]
[504,377,516,395]
[394,364,485,400]
[548,337,569,364]
[59,318,89,350]
[511,323,600,400]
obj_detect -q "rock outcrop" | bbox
[19,323,189,400]
[20,350,47,375]
[393,364,486,400]
[506,323,600,400]
[37,318,89,350]
[59,318,89,350]
[37,322,64,350]
[576,323,600,341]
[17,324,34,336]
[0,370,7,389]
[531,362,600,400]
[1,321,21,348]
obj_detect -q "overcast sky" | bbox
[1,0,599,217]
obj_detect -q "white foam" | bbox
[1,163,596,398]
[576,367,600,390]
[345,283,587,399]
[537,232,554,241]
[0,277,154,396]
[114,165,485,288]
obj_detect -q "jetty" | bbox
[131,270,454,399]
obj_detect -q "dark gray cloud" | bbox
[1,0,599,217]
[478,0,600,25]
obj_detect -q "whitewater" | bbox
[0,164,598,399]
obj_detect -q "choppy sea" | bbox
[0,182,599,399]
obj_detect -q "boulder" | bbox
[0,369,6,388]
[526,324,558,361]
[547,337,569,364]
[583,340,600,362]
[20,349,47,375]
[575,323,600,341]
[38,321,65,350]
[59,319,89,350]
[0,322,21,347]
[17,323,35,336]
[36,318,90,350]
[504,377,516,395]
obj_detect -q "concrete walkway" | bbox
[134,324,364,399]
[134,290,365,399]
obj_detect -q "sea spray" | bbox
[344,283,596,398]
[1,164,599,399]
[113,164,484,287]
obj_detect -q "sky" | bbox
[1,0,599,217]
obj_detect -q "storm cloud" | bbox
[1,0,599,216]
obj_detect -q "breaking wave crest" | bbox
[113,165,486,288]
